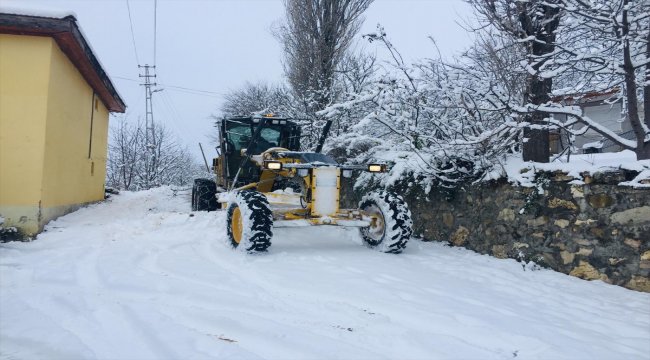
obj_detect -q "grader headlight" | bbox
[264,161,283,170]
[368,164,387,173]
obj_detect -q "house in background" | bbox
[0,12,126,238]
[550,88,636,155]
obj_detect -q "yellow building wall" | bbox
[0,35,111,237]
[41,38,109,215]
[0,35,51,235]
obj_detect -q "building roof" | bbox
[0,12,126,113]
[551,87,620,106]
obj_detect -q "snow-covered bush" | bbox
[323,0,650,192]
[321,26,520,191]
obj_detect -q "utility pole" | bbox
[139,64,158,188]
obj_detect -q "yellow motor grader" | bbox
[192,114,412,253]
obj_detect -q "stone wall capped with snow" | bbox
[342,169,650,292]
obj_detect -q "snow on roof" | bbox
[551,87,621,105]
[0,4,76,19]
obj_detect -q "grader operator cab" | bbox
[191,114,412,253]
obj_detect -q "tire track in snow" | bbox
[147,223,392,358]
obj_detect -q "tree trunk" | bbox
[522,122,549,162]
[637,143,650,160]
[621,0,649,160]
[520,3,559,163]
[315,118,333,153]
[522,74,552,162]
[645,22,650,131]
[642,17,650,160]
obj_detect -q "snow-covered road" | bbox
[1,187,649,360]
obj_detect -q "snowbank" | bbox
[494,150,650,188]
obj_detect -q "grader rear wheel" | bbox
[359,191,413,253]
[192,179,218,211]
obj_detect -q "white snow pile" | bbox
[495,150,650,188]
[1,187,649,359]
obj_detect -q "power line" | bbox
[125,0,140,66]
[164,85,222,97]
[114,76,141,82]
[113,76,222,97]
[156,90,191,142]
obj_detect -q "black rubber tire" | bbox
[226,191,273,252]
[191,183,198,210]
[359,191,413,253]
[192,179,219,211]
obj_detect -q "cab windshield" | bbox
[226,122,282,154]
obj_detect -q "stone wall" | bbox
[342,170,650,292]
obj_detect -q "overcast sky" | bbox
[1,0,473,160]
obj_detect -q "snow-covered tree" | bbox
[468,0,650,160]
[106,118,140,190]
[548,0,650,159]
[215,51,378,152]
[469,0,562,163]
[463,30,527,106]
[107,118,201,190]
[275,0,374,152]
[218,82,297,118]
[328,50,378,137]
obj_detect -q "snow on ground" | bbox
[1,187,649,360]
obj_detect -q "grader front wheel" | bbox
[226,191,273,252]
[230,207,243,245]
[359,191,413,254]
